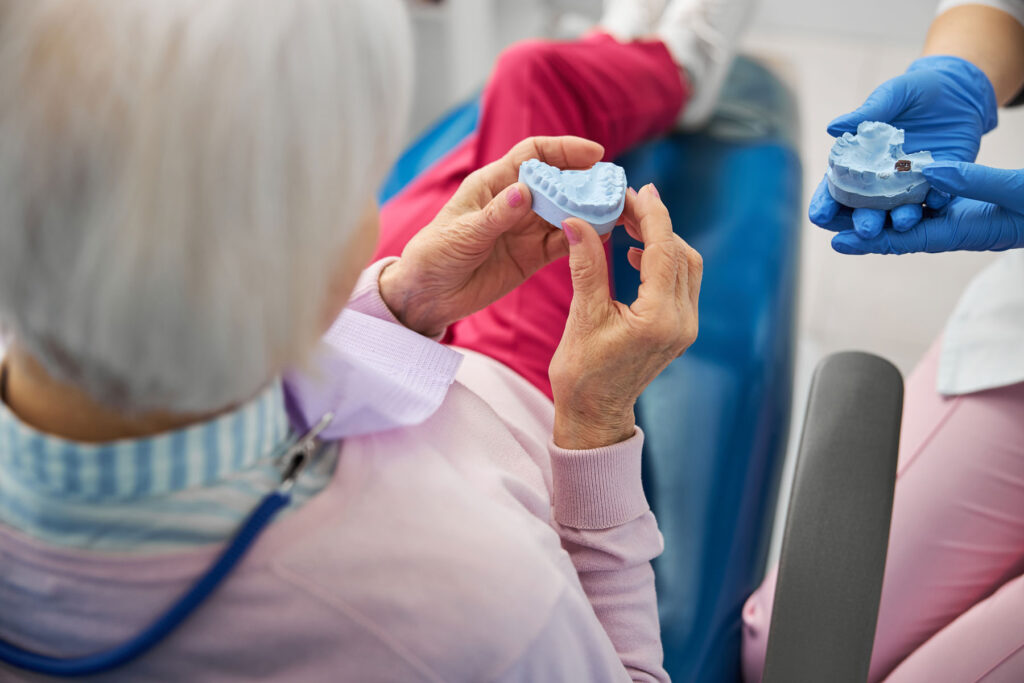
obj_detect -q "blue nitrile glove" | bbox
[829,161,1024,254]
[810,55,999,241]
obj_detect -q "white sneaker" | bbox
[656,0,756,129]
[599,0,667,42]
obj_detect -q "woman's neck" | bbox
[0,347,221,443]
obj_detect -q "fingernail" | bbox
[628,246,643,255]
[562,220,580,245]
[507,186,523,208]
[627,187,638,199]
[646,183,660,199]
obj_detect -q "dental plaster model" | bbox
[519,158,628,235]
[826,121,934,210]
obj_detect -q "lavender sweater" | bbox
[0,263,668,682]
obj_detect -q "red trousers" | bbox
[374,33,686,398]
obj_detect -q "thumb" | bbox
[473,182,534,238]
[922,162,1024,213]
[826,80,904,137]
[564,218,611,313]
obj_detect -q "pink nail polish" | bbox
[647,184,660,199]
[562,220,580,245]
[627,187,638,198]
[507,186,523,208]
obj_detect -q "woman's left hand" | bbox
[379,136,605,337]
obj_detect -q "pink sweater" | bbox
[0,266,668,682]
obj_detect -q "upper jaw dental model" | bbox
[826,121,935,210]
[519,158,628,235]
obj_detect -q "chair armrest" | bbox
[762,351,903,683]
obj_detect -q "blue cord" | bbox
[0,490,292,678]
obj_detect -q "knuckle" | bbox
[681,318,699,347]
[482,201,502,225]
[687,247,703,273]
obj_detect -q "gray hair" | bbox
[0,0,411,413]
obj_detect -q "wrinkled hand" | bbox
[550,184,703,450]
[811,55,999,241]
[379,136,605,337]
[826,161,1024,254]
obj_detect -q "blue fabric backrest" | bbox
[379,56,802,683]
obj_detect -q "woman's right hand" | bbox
[550,184,703,450]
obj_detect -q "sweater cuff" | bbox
[549,428,649,530]
[345,258,448,341]
[346,257,403,325]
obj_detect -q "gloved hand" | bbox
[810,55,999,240]
[826,161,1024,254]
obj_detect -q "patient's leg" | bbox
[883,571,1024,681]
[377,33,687,398]
[741,337,1024,682]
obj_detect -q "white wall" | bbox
[750,0,938,42]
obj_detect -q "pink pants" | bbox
[742,337,1024,682]
[374,33,687,399]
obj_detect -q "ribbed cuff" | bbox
[346,258,449,341]
[549,428,649,530]
[346,257,403,324]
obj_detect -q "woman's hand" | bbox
[379,136,605,337]
[550,184,703,450]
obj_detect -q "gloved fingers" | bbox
[890,204,923,232]
[808,177,842,228]
[852,208,887,238]
[831,230,890,255]
[813,206,855,232]
[925,187,951,210]
[826,80,903,136]
[923,162,1024,213]
[831,227,925,255]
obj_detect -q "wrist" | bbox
[553,407,636,450]
[907,56,999,133]
[378,261,446,338]
[923,4,1024,106]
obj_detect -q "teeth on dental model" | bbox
[826,121,934,210]
[518,158,628,236]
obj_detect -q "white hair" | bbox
[0,0,412,413]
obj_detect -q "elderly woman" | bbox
[0,0,740,680]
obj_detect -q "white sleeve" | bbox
[936,0,1024,27]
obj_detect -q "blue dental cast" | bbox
[826,121,934,210]
[519,158,628,235]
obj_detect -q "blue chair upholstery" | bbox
[379,56,802,683]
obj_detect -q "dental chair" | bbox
[382,56,903,683]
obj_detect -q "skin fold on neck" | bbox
[0,347,224,443]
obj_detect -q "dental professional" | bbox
[743,1,1024,681]
[0,0,752,679]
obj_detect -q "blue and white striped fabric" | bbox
[0,381,338,552]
